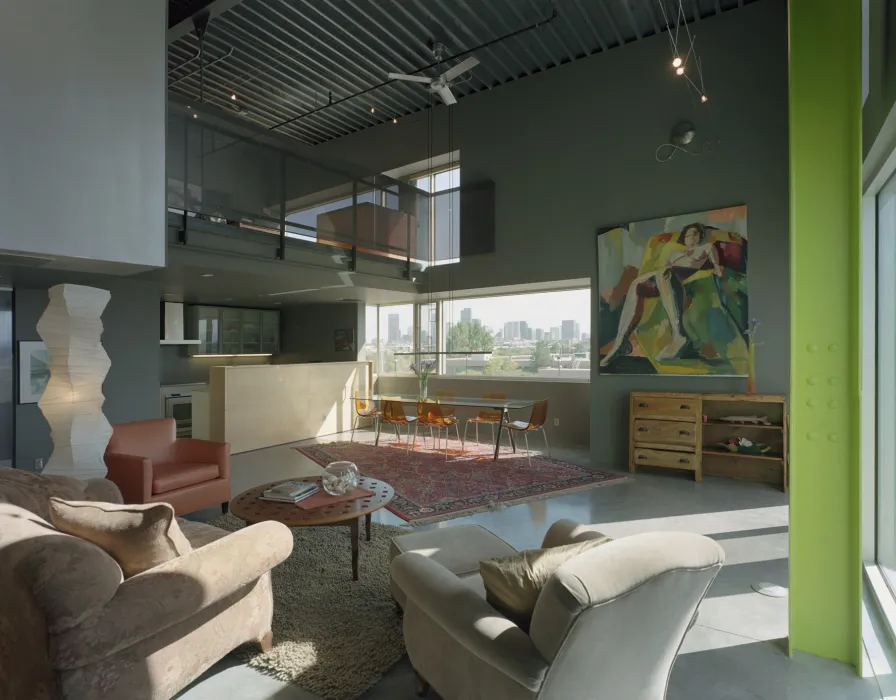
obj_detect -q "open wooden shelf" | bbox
[704,420,784,430]
[703,448,784,462]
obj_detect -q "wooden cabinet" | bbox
[189,306,279,355]
[629,391,788,492]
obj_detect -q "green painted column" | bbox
[789,0,862,665]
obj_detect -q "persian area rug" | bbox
[295,438,628,525]
[211,514,408,700]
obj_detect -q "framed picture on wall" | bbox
[334,329,355,353]
[19,341,50,404]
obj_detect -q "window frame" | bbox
[407,165,460,267]
[368,285,591,383]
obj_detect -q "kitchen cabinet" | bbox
[189,306,279,355]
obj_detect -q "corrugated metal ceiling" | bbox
[167,0,759,145]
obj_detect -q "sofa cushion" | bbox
[480,538,610,630]
[390,524,518,577]
[49,499,193,578]
[152,462,219,494]
[0,503,123,633]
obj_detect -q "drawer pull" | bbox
[638,426,649,432]
[679,430,691,436]
[680,404,691,410]
[638,402,648,408]
[637,455,647,460]
[679,458,690,464]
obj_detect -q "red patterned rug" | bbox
[294,437,627,524]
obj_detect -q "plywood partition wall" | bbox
[209,361,373,454]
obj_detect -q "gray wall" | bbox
[160,346,271,386]
[279,302,366,363]
[15,280,161,469]
[0,0,166,268]
[317,0,790,469]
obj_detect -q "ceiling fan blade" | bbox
[387,72,432,84]
[437,85,457,106]
[442,56,480,82]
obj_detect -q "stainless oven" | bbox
[161,387,200,438]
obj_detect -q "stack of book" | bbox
[260,480,319,504]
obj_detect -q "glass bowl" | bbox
[322,461,360,496]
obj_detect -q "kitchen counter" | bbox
[196,361,373,453]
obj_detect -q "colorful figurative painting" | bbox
[597,206,748,376]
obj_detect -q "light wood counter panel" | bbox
[207,361,372,454]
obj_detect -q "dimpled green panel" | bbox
[788,0,861,665]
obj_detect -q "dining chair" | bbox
[381,400,416,453]
[461,392,506,450]
[350,395,381,443]
[502,399,551,466]
[413,399,461,459]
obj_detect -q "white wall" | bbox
[0,0,166,269]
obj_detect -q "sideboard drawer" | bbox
[633,419,697,446]
[632,396,700,422]
[633,447,698,472]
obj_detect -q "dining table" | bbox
[365,394,536,461]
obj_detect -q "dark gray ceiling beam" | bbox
[641,0,663,35]
[619,0,644,41]
[168,0,245,42]
[597,0,626,47]
[571,0,609,51]
[690,0,702,21]
[480,1,547,72]
[526,0,575,63]
[453,0,534,78]
[500,0,562,68]
[556,2,594,56]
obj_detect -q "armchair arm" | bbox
[541,518,610,549]
[173,438,231,481]
[103,452,152,504]
[49,521,292,670]
[391,552,548,691]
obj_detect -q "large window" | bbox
[412,166,460,266]
[367,287,590,381]
[877,172,896,592]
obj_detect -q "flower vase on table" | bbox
[411,359,436,400]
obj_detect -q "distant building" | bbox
[582,332,590,343]
[388,314,400,343]
[535,328,544,341]
[503,321,521,341]
[472,318,482,327]
[520,321,530,341]
[460,308,472,322]
[550,327,561,342]
[561,320,580,341]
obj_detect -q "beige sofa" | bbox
[0,468,293,700]
[390,520,724,700]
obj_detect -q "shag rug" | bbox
[211,513,408,700]
[295,438,628,524]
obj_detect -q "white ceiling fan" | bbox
[388,52,480,106]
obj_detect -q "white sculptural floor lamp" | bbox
[37,284,112,481]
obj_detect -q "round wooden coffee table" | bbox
[229,476,394,581]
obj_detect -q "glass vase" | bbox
[418,375,428,399]
[322,461,359,496]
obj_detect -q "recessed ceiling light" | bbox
[192,113,199,119]
[701,95,709,103]
[231,93,237,100]
[370,106,375,113]
[200,273,214,278]
[392,118,398,124]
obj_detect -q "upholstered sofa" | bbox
[104,418,231,516]
[390,520,724,700]
[0,468,292,700]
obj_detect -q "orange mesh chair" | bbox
[462,392,507,450]
[502,399,551,466]
[381,399,416,452]
[350,395,381,443]
[413,399,461,458]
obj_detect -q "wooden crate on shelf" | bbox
[629,391,788,492]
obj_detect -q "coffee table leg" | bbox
[366,512,372,542]
[350,518,360,581]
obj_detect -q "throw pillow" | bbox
[480,536,611,630]
[49,498,192,578]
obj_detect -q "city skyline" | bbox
[365,289,590,344]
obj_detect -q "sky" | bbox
[365,288,590,342]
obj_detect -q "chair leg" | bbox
[455,422,462,447]
[257,631,273,653]
[221,501,229,515]
[350,413,357,442]
[412,421,419,451]
[406,424,413,453]
[393,423,401,445]
[542,428,551,458]
[524,432,531,468]
[476,421,480,445]
[462,420,469,450]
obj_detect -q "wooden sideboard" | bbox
[629,391,788,492]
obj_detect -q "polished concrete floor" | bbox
[176,430,884,700]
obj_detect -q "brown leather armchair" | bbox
[104,418,231,515]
